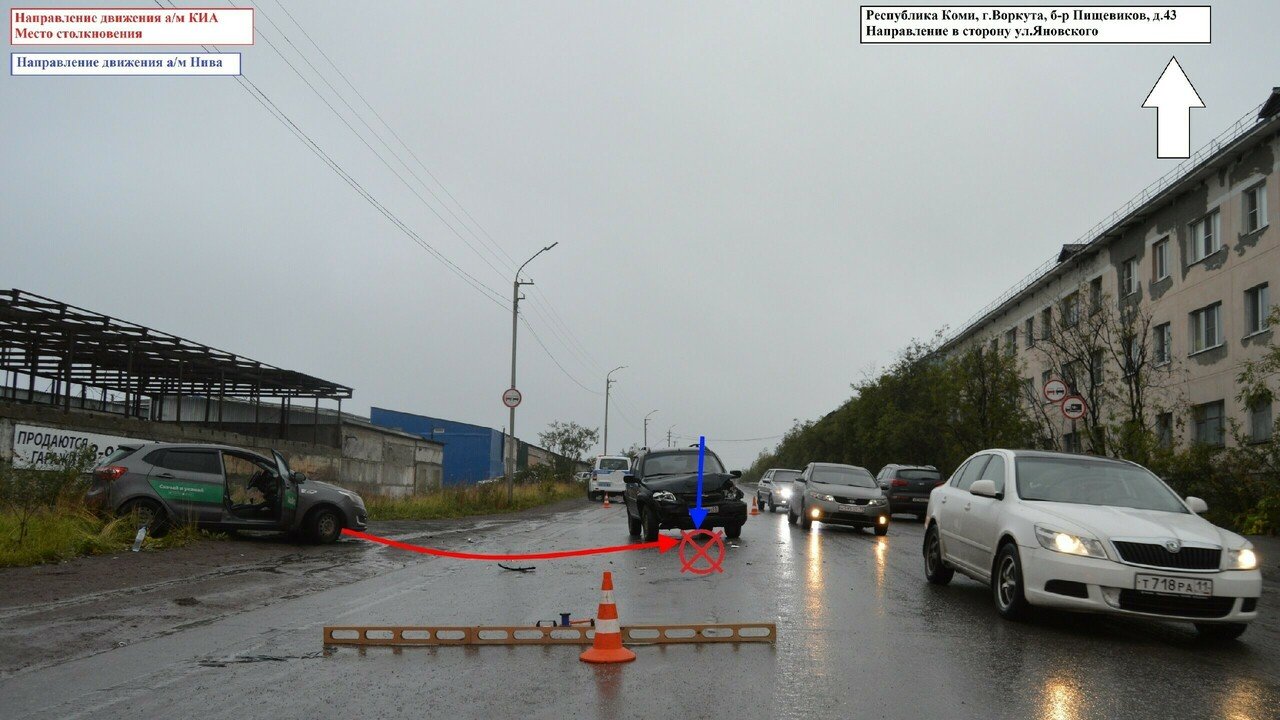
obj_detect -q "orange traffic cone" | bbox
[750,496,760,516]
[602,495,611,508]
[580,571,636,664]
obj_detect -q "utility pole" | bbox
[666,425,675,448]
[507,242,558,504]
[603,365,626,455]
[643,409,658,449]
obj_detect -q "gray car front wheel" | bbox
[307,507,343,544]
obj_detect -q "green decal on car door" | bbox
[149,479,225,504]
[283,488,297,510]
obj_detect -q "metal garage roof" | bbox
[0,289,353,404]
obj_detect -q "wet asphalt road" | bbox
[2,501,1278,720]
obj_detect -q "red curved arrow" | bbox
[342,528,678,560]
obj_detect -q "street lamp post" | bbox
[666,424,676,448]
[643,409,658,449]
[603,365,627,455]
[507,242,558,503]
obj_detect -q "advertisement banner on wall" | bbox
[11,423,150,469]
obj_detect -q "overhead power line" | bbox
[260,0,609,391]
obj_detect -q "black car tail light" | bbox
[890,479,909,487]
[94,465,127,482]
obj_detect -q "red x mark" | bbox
[677,529,726,575]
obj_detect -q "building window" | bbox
[1156,412,1174,448]
[1041,369,1052,393]
[1243,183,1268,234]
[1245,283,1271,336]
[1153,237,1171,281]
[1063,362,1079,394]
[1061,293,1080,328]
[1089,350,1104,386]
[1040,307,1053,340]
[1193,400,1225,446]
[1022,378,1036,401]
[1154,322,1172,365]
[1189,302,1222,354]
[1004,328,1017,356]
[1089,277,1103,312]
[1250,400,1273,443]
[1124,337,1140,376]
[1119,258,1138,297]
[1025,317,1035,348]
[1188,210,1221,263]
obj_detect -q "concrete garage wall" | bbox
[0,400,443,498]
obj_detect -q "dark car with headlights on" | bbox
[84,442,367,544]
[789,462,889,535]
[623,446,747,540]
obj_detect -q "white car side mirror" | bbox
[1186,496,1208,514]
[969,479,1000,498]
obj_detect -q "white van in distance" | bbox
[588,455,631,501]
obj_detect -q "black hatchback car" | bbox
[623,446,747,540]
[85,442,368,543]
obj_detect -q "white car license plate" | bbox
[838,504,862,513]
[912,497,929,503]
[1134,574,1213,597]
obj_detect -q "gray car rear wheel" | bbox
[120,498,170,537]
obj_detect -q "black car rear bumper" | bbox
[887,494,932,514]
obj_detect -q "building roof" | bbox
[0,289,352,401]
[939,90,1280,353]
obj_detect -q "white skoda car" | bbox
[923,449,1262,640]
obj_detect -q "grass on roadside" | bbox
[364,481,584,521]
[0,506,218,568]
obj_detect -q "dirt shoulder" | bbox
[0,497,589,677]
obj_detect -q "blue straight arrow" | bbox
[688,435,708,529]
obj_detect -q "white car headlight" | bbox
[809,491,834,502]
[1228,547,1258,570]
[652,491,677,503]
[870,497,887,506]
[1034,525,1107,559]
[777,488,791,499]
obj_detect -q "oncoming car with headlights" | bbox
[84,442,368,544]
[788,463,889,535]
[756,468,801,512]
[923,449,1262,639]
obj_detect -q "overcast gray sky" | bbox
[4,1,1279,468]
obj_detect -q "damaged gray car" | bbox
[85,442,368,543]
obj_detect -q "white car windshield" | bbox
[1015,457,1187,513]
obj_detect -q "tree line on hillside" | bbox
[749,293,1280,535]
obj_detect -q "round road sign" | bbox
[1061,395,1087,421]
[502,388,522,408]
[1043,379,1068,403]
